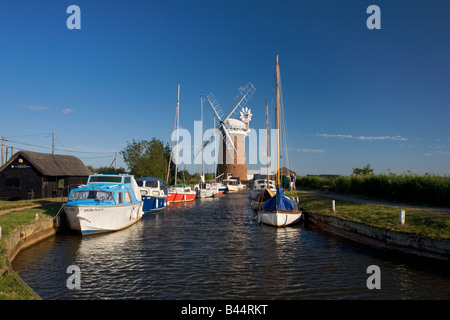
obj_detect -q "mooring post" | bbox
[399,210,405,225]
[332,200,336,213]
[0,226,2,240]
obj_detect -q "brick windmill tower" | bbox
[202,83,255,182]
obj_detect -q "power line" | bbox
[4,139,117,155]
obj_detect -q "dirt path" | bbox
[296,188,450,213]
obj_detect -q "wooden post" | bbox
[1,135,4,166]
[399,210,405,225]
[52,131,55,155]
[332,200,336,213]
[0,226,2,240]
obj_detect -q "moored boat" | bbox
[211,182,227,195]
[222,177,245,192]
[194,182,215,198]
[257,55,302,227]
[222,178,240,192]
[249,179,276,199]
[167,184,196,203]
[63,174,144,235]
[136,176,168,212]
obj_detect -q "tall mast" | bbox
[175,84,180,185]
[213,117,216,180]
[276,54,280,186]
[266,99,269,189]
[201,95,204,183]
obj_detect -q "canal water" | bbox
[12,190,450,300]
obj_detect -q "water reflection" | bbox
[12,190,450,300]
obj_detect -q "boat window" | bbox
[136,181,144,187]
[124,177,131,184]
[70,190,113,201]
[140,190,148,195]
[146,181,158,188]
[117,192,123,204]
[125,191,132,203]
[152,191,160,196]
[89,176,123,183]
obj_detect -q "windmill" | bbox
[199,82,255,181]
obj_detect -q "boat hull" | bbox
[167,192,196,203]
[64,203,143,235]
[258,210,302,227]
[225,185,240,192]
[196,189,215,198]
[142,196,167,212]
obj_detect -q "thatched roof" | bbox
[1,150,93,177]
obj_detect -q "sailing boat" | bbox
[251,99,276,211]
[195,95,215,198]
[166,84,196,203]
[257,55,302,227]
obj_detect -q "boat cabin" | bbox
[66,174,141,206]
[136,177,167,197]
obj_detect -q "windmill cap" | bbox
[224,118,248,131]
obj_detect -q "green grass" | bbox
[0,272,38,300]
[0,201,62,300]
[0,198,61,212]
[288,190,450,239]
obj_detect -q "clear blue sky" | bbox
[1,0,449,176]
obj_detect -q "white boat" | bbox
[222,178,245,192]
[63,174,144,235]
[257,55,302,227]
[195,182,215,198]
[249,179,276,198]
[136,177,168,212]
[211,182,227,195]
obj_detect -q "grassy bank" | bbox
[288,190,450,240]
[0,201,61,300]
[297,173,450,208]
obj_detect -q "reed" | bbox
[297,173,450,208]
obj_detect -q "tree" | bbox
[120,138,168,180]
[352,164,374,176]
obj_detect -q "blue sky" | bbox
[1,0,450,176]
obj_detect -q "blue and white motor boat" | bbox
[136,177,168,212]
[63,174,144,235]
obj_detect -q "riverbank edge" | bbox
[304,211,450,262]
[1,217,59,300]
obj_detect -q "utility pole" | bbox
[1,135,4,166]
[52,131,55,155]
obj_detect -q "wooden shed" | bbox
[0,150,93,200]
